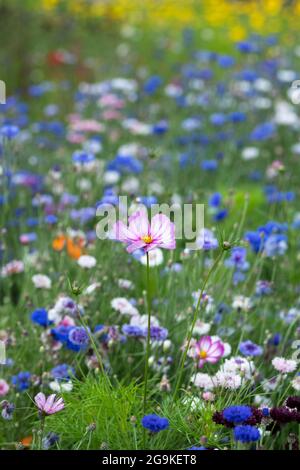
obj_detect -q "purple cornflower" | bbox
[239,340,263,357]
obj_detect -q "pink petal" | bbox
[207,341,225,358]
[126,240,146,253]
[34,392,46,410]
[198,336,212,352]
[128,211,150,239]
[151,214,173,240]
[50,398,64,414]
[44,394,57,413]
[197,359,206,368]
[110,221,137,243]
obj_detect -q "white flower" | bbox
[49,380,73,393]
[262,377,280,392]
[121,176,139,193]
[130,314,159,328]
[32,274,52,289]
[221,356,255,379]
[181,395,203,411]
[193,321,211,336]
[191,373,215,390]
[214,371,242,389]
[83,282,101,295]
[111,297,139,316]
[272,357,297,373]
[211,335,231,357]
[241,147,259,161]
[291,376,300,391]
[140,248,164,267]
[232,295,253,312]
[103,170,120,185]
[77,255,96,269]
[118,279,133,290]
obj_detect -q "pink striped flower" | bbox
[111,211,176,254]
[194,336,225,368]
[34,392,64,415]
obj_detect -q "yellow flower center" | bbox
[199,350,207,359]
[141,235,153,244]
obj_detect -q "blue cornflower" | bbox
[107,155,143,174]
[262,408,270,417]
[42,432,60,450]
[217,54,235,68]
[210,113,226,126]
[239,340,263,357]
[255,280,272,296]
[236,41,258,53]
[268,333,281,346]
[209,193,222,207]
[51,364,75,381]
[250,122,276,141]
[0,124,19,139]
[122,325,145,337]
[68,327,90,347]
[11,371,31,391]
[264,234,287,257]
[223,405,252,424]
[147,326,168,341]
[213,208,228,222]
[51,325,74,343]
[44,214,58,225]
[143,75,162,94]
[69,207,95,224]
[201,160,218,171]
[72,150,95,165]
[152,120,168,135]
[141,414,169,433]
[234,425,260,443]
[198,229,218,251]
[187,446,207,450]
[245,231,263,254]
[31,308,52,327]
[225,247,249,271]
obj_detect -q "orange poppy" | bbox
[66,238,83,260]
[52,235,67,251]
[20,435,33,447]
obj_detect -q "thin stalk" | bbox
[142,252,151,448]
[173,249,224,401]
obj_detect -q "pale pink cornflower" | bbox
[0,379,10,396]
[34,392,64,415]
[1,260,24,277]
[214,371,242,390]
[202,391,215,401]
[70,119,104,133]
[193,336,225,368]
[272,357,297,373]
[111,211,176,254]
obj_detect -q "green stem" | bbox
[78,308,111,388]
[142,252,151,448]
[173,249,224,401]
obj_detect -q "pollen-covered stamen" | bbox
[198,350,207,359]
[141,235,153,244]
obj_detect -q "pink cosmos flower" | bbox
[194,336,225,368]
[34,392,65,415]
[111,211,176,253]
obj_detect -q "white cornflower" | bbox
[32,274,52,289]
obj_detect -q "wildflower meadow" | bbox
[0,0,300,455]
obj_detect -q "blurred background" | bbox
[1,0,299,99]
